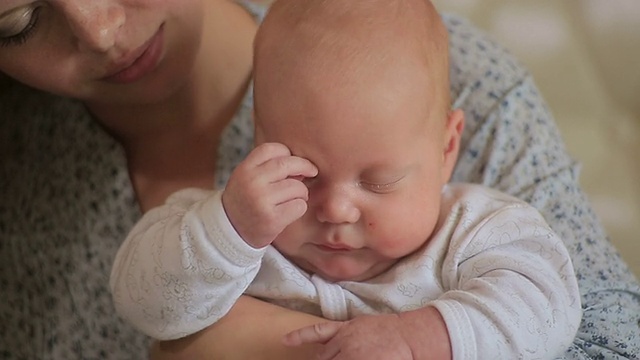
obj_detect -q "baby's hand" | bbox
[282,315,414,360]
[222,142,317,248]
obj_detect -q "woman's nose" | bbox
[314,187,361,225]
[62,1,125,52]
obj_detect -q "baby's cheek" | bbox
[373,225,427,259]
[375,235,408,257]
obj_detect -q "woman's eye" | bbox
[0,6,42,47]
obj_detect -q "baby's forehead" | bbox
[255,0,450,125]
[259,0,447,80]
[273,0,441,47]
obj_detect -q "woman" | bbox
[0,0,638,359]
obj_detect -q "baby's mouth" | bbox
[315,243,353,252]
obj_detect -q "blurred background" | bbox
[431,0,640,276]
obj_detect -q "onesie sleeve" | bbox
[430,190,582,359]
[109,188,266,340]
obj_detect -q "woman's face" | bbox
[0,0,204,104]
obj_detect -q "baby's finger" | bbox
[261,155,317,183]
[282,321,343,347]
[244,142,292,166]
[275,198,308,228]
[269,178,310,204]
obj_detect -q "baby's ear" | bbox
[441,109,465,183]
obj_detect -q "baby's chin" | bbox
[304,260,394,283]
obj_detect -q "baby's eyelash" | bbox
[0,7,42,48]
[362,177,404,193]
[367,183,394,191]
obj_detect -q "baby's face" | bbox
[255,55,458,282]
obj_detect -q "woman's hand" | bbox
[222,142,317,248]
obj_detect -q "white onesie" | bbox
[111,183,581,359]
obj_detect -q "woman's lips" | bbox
[103,26,164,84]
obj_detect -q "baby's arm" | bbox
[109,188,264,340]
[110,143,317,340]
[429,201,582,359]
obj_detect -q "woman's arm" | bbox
[149,296,324,360]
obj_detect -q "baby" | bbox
[111,0,581,358]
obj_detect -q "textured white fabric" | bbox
[111,183,582,359]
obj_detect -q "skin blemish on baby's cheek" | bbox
[368,222,376,229]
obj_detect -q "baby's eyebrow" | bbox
[361,164,413,180]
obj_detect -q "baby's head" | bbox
[253,0,464,282]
